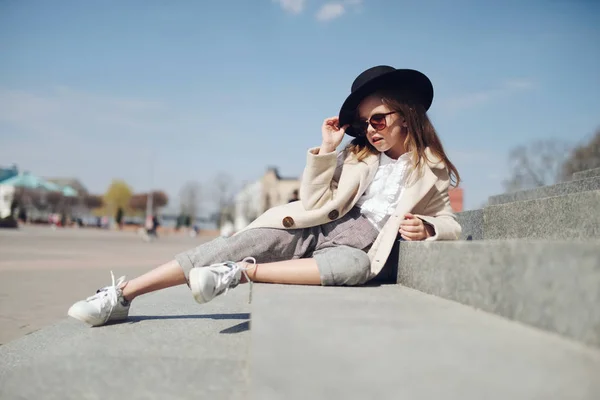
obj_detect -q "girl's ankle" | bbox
[119,281,134,302]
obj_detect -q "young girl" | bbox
[68,65,462,327]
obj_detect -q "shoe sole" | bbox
[189,268,210,304]
[67,307,105,327]
[68,307,129,327]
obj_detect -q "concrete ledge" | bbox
[456,209,483,240]
[397,240,600,347]
[0,285,251,399]
[251,284,600,400]
[488,176,600,205]
[484,190,600,240]
[573,167,600,180]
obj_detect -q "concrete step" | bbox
[457,190,600,241]
[397,240,600,347]
[573,167,600,180]
[485,190,600,240]
[456,209,483,240]
[0,285,251,400]
[487,176,600,206]
[250,284,600,400]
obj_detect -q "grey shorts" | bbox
[175,207,379,286]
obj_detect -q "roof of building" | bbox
[266,167,298,181]
[45,178,89,195]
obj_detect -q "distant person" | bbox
[115,207,124,230]
[287,189,299,203]
[68,65,462,327]
[175,214,184,231]
[219,220,234,238]
[18,207,26,223]
[145,215,160,240]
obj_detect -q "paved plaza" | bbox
[0,225,216,345]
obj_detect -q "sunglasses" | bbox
[351,111,397,136]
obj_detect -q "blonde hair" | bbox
[344,91,461,187]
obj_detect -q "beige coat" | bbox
[238,146,461,279]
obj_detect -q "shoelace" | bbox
[86,271,126,323]
[219,257,257,304]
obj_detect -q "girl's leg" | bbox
[122,257,322,303]
[191,245,371,304]
[242,258,321,285]
[123,227,310,300]
[121,259,186,301]
[241,245,371,286]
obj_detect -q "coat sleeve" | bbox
[413,174,462,241]
[299,147,345,210]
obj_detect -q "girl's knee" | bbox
[340,251,371,286]
[317,247,371,286]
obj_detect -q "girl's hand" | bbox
[320,116,349,154]
[399,213,434,241]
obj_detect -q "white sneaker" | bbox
[68,272,131,327]
[189,257,256,304]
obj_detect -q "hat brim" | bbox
[339,69,433,137]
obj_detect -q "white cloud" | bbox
[504,78,534,90]
[272,0,362,21]
[316,3,346,21]
[439,79,534,115]
[273,0,306,14]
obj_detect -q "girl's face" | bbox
[356,95,408,159]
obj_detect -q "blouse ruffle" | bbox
[355,152,412,231]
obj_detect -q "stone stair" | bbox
[487,175,600,206]
[0,286,252,399]
[459,189,600,241]
[420,168,600,348]
[2,167,600,399]
[251,285,600,400]
[573,167,600,180]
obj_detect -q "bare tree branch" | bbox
[503,139,571,192]
[561,128,600,179]
[179,181,202,220]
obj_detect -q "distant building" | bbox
[44,178,89,196]
[448,187,464,212]
[0,185,15,219]
[0,165,18,183]
[261,167,300,211]
[233,180,263,232]
[232,167,300,232]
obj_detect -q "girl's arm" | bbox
[413,177,462,241]
[299,148,345,210]
[299,116,349,210]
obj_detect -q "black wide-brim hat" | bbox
[339,66,434,137]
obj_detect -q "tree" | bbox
[83,195,104,209]
[179,181,202,221]
[561,128,600,179]
[129,191,169,213]
[46,191,63,212]
[103,180,133,216]
[502,139,571,192]
[211,172,236,227]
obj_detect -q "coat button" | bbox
[282,216,295,228]
[328,210,339,220]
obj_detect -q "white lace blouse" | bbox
[354,151,412,231]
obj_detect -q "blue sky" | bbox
[1,0,599,211]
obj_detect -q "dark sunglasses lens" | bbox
[352,121,368,135]
[369,114,387,130]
